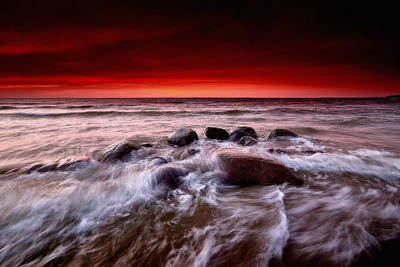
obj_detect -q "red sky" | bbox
[0,1,399,98]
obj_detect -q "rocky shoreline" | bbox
[2,126,399,267]
[4,127,305,192]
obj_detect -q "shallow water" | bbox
[0,98,399,266]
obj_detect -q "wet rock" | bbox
[22,163,45,173]
[56,156,92,171]
[238,136,258,146]
[98,140,140,162]
[35,163,58,173]
[169,147,200,160]
[149,157,168,167]
[8,155,91,175]
[214,149,303,186]
[152,163,189,189]
[179,148,200,160]
[205,127,229,140]
[266,128,298,140]
[151,139,169,149]
[228,126,258,142]
[167,127,198,147]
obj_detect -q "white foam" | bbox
[0,136,399,266]
[283,182,400,266]
[267,149,400,180]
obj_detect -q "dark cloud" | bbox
[0,1,399,96]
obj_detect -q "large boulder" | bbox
[214,149,303,186]
[98,140,140,162]
[238,136,258,146]
[152,163,189,189]
[205,127,229,140]
[228,126,258,142]
[266,129,298,140]
[167,127,198,146]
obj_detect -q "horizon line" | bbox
[0,96,398,99]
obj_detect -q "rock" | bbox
[179,148,200,160]
[266,129,298,140]
[98,140,140,162]
[169,147,200,160]
[214,149,303,186]
[55,156,91,171]
[238,136,258,146]
[152,163,189,189]
[167,127,198,147]
[35,163,58,173]
[149,157,169,167]
[228,126,258,142]
[205,127,229,140]
[20,163,45,173]
[7,155,91,175]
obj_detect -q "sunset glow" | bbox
[0,1,398,97]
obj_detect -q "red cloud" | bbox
[0,25,187,54]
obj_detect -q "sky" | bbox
[0,1,399,98]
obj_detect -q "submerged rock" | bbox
[149,157,169,167]
[228,126,258,142]
[238,136,258,146]
[152,163,189,189]
[214,149,303,186]
[167,127,198,146]
[178,148,200,160]
[28,163,57,173]
[266,128,298,140]
[7,155,91,175]
[98,140,140,162]
[169,147,200,160]
[53,156,91,171]
[205,127,229,140]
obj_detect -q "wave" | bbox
[0,104,95,110]
[65,105,94,109]
[2,109,259,118]
[269,107,317,114]
[0,135,399,266]
[292,127,322,135]
[0,105,17,110]
[269,148,400,181]
[7,111,119,118]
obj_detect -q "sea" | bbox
[0,98,399,266]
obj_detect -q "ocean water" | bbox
[0,98,399,266]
